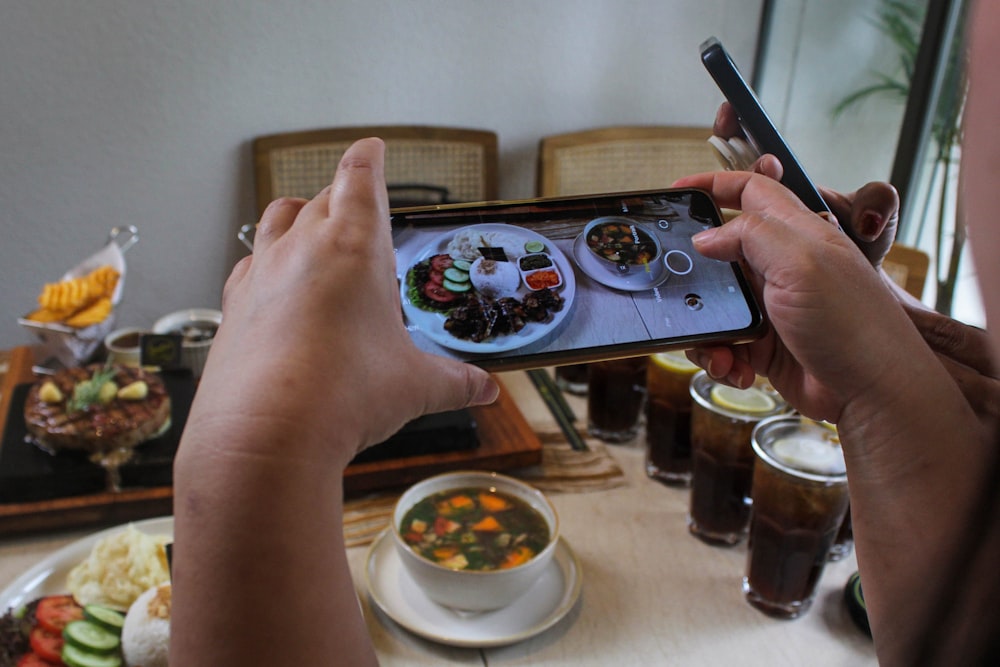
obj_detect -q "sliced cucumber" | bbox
[443,267,469,283]
[61,643,122,667]
[443,278,472,292]
[452,259,472,271]
[63,619,120,654]
[524,240,545,253]
[83,605,125,635]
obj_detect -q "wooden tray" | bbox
[0,347,541,536]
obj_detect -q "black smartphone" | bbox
[699,37,859,240]
[392,188,765,371]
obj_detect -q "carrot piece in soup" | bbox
[478,493,512,512]
[433,546,459,560]
[449,494,475,509]
[471,515,504,532]
[500,544,535,569]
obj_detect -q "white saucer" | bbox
[364,529,583,647]
[572,232,666,291]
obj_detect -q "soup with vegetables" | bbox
[400,488,550,571]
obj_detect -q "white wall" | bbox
[0,0,763,350]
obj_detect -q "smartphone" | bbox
[699,37,859,240]
[392,188,765,370]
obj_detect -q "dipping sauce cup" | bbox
[644,351,701,486]
[587,357,648,443]
[687,372,788,545]
[744,416,849,619]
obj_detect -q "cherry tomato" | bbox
[28,627,64,664]
[35,595,83,634]
[17,653,57,667]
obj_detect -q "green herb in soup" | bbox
[400,488,550,571]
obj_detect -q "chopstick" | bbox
[526,369,588,452]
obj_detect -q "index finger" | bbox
[674,169,814,219]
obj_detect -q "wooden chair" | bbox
[536,126,720,197]
[253,125,498,216]
[883,243,931,299]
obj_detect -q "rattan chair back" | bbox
[253,125,498,215]
[536,126,719,197]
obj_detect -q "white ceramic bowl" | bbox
[582,216,662,275]
[152,308,222,378]
[391,471,559,612]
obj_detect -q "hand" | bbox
[712,102,899,266]
[898,298,1000,441]
[672,169,938,422]
[193,138,498,465]
[712,102,1000,434]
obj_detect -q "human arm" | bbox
[673,169,990,664]
[170,138,498,665]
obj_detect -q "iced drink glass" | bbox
[687,372,787,545]
[587,357,648,443]
[744,416,850,618]
[645,351,701,485]
[555,363,590,395]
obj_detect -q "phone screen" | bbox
[392,188,764,370]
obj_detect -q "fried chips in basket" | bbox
[26,264,120,329]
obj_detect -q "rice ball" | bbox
[121,583,171,667]
[469,257,521,298]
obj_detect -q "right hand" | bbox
[711,101,1000,436]
[713,101,899,266]
[673,169,929,422]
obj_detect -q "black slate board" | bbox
[0,372,196,503]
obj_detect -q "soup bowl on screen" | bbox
[583,216,662,275]
[391,470,560,612]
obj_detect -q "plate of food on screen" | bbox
[401,224,576,353]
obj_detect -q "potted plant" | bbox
[834,0,968,316]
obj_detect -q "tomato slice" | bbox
[430,254,453,272]
[17,653,57,667]
[28,627,64,664]
[35,595,83,634]
[427,268,445,285]
[423,282,456,304]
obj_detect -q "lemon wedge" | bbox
[651,351,700,374]
[709,383,776,414]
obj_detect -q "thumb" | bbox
[413,354,500,415]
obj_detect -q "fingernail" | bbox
[728,369,749,389]
[474,377,500,405]
[693,228,717,245]
[859,211,882,239]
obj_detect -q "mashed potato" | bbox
[447,229,525,262]
[67,524,170,612]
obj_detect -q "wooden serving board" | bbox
[0,347,542,536]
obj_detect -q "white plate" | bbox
[400,223,576,354]
[0,516,174,612]
[572,232,666,292]
[365,529,583,647]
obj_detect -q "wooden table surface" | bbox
[0,367,877,665]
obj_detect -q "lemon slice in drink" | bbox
[709,383,776,414]
[651,351,700,373]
